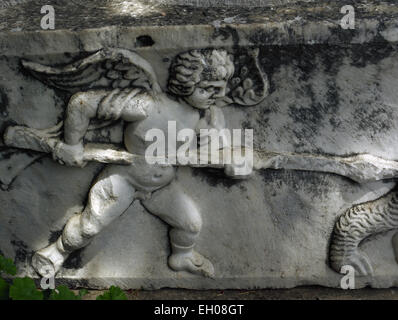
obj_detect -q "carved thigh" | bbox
[141,180,202,234]
[80,165,136,235]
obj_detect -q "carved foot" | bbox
[331,249,374,276]
[32,243,67,277]
[168,250,215,278]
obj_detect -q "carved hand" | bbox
[196,106,229,148]
[52,141,87,167]
[224,150,254,179]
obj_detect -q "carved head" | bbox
[168,49,234,109]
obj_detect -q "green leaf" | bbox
[0,278,9,300]
[49,285,82,300]
[9,277,43,300]
[0,255,17,276]
[96,286,127,300]
[78,288,89,299]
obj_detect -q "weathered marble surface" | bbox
[1,1,398,289]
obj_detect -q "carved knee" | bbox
[180,196,203,234]
[168,213,202,248]
[80,212,102,239]
[62,214,84,251]
[173,195,202,235]
[186,210,202,235]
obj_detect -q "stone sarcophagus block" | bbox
[1,0,398,289]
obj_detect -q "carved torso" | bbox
[124,92,200,156]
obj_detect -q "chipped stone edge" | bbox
[0,17,397,56]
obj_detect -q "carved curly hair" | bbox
[168,49,235,96]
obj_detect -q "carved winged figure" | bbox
[4,47,268,277]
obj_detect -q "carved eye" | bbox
[199,89,206,94]
[205,86,216,94]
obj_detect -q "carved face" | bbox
[184,80,228,109]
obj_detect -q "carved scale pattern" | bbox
[330,189,398,275]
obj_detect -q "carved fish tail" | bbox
[329,191,398,273]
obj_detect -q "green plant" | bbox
[0,255,17,276]
[0,254,126,300]
[49,285,88,300]
[96,286,127,300]
[9,277,44,300]
[0,254,17,300]
[0,255,45,300]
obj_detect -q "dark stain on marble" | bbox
[48,229,63,244]
[10,238,32,266]
[192,167,242,188]
[63,248,84,270]
[135,35,155,48]
[0,87,9,119]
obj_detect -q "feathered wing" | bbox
[21,48,162,95]
[1,49,161,187]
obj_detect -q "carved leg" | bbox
[142,181,215,278]
[32,165,136,277]
[330,190,398,276]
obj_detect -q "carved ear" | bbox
[21,48,161,95]
[228,48,269,106]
